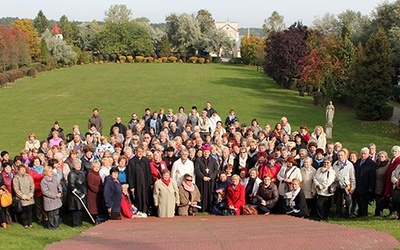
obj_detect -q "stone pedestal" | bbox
[326,124,333,139]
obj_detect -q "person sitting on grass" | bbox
[178,174,201,216]
[286,178,308,218]
[256,175,278,215]
[120,184,147,219]
[226,174,245,216]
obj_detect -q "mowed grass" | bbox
[0,63,398,155]
[0,63,399,246]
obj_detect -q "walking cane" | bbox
[72,189,96,224]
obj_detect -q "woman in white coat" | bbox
[309,126,327,150]
[313,156,336,220]
[277,156,302,213]
[153,170,179,218]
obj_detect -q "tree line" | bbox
[240,2,400,121]
[0,5,234,70]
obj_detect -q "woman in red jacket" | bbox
[28,157,45,224]
[226,174,245,215]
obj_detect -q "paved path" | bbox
[46,215,400,250]
[391,105,400,125]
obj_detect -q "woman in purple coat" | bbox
[104,167,122,220]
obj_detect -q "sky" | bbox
[0,0,392,28]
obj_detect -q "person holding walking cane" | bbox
[68,159,87,227]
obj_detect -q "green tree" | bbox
[166,13,201,55]
[355,28,393,120]
[159,35,170,56]
[42,29,76,65]
[33,10,49,35]
[39,38,51,65]
[104,4,132,25]
[58,15,78,45]
[263,11,285,37]
[96,22,152,56]
[196,9,214,33]
[75,21,100,51]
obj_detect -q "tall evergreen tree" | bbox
[33,10,49,35]
[355,27,393,120]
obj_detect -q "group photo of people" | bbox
[0,102,400,230]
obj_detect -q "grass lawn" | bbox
[0,63,398,155]
[0,62,399,246]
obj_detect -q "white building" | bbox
[215,20,241,58]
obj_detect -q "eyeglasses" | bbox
[323,161,330,164]
[185,179,193,182]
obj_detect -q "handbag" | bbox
[242,204,258,215]
[391,188,400,204]
[12,198,22,213]
[222,208,236,216]
[0,186,12,207]
[328,181,339,194]
[327,171,338,194]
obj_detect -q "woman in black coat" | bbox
[68,158,87,227]
[287,178,308,218]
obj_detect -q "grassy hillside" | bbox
[0,63,398,155]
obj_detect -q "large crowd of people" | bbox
[0,102,400,230]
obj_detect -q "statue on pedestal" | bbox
[326,101,335,127]
[325,101,335,139]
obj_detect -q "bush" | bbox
[188,56,198,63]
[198,58,205,64]
[119,55,126,63]
[135,56,144,63]
[103,54,109,62]
[110,54,117,62]
[145,57,154,63]
[379,104,394,120]
[168,56,177,63]
[161,57,168,63]
[0,74,7,87]
[126,56,133,63]
[27,68,36,78]
[312,91,323,106]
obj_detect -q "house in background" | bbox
[215,20,241,58]
[52,23,63,39]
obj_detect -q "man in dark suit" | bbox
[353,147,376,217]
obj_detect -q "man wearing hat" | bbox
[194,144,218,213]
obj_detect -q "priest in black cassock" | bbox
[195,144,218,213]
[127,146,153,215]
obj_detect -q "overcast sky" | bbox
[0,0,391,28]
